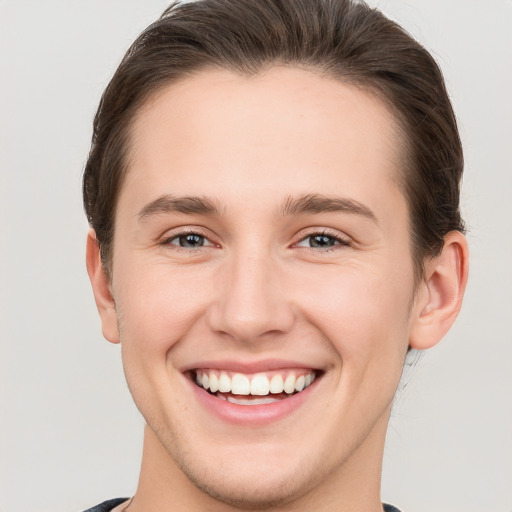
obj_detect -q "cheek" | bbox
[114,263,214,422]
[295,263,414,364]
[113,262,213,354]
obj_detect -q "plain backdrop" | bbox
[1,1,511,511]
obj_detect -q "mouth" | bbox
[190,369,318,406]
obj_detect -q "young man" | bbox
[83,1,468,510]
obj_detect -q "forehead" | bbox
[122,66,406,221]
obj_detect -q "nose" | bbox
[207,249,295,344]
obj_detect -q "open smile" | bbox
[192,369,317,405]
[185,366,322,424]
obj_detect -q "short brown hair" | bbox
[83,0,464,278]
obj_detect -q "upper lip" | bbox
[181,358,322,374]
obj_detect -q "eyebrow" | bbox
[138,194,221,220]
[280,193,377,222]
[137,192,377,223]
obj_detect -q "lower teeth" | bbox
[223,395,282,406]
[215,391,292,406]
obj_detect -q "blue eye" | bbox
[296,233,349,249]
[166,233,210,248]
[309,235,337,248]
[179,234,204,248]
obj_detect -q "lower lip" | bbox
[187,376,319,426]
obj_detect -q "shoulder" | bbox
[82,498,130,512]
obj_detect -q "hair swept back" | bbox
[83,0,464,279]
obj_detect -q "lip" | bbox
[181,358,320,374]
[184,364,322,426]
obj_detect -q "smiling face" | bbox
[91,67,424,509]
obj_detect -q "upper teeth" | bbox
[195,370,316,396]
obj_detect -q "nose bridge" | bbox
[209,245,294,342]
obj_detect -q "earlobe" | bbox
[86,229,120,344]
[409,231,469,350]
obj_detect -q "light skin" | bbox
[87,67,468,512]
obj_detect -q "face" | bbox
[104,67,419,507]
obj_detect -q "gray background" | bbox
[0,1,511,511]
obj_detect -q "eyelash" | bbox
[295,229,351,252]
[160,227,351,253]
[160,228,216,250]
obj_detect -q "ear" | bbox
[86,229,120,344]
[409,231,469,350]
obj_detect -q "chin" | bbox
[156,426,322,510]
[179,459,314,510]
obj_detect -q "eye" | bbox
[163,232,215,249]
[295,232,350,250]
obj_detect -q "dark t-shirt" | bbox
[82,498,402,511]
[83,498,129,512]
